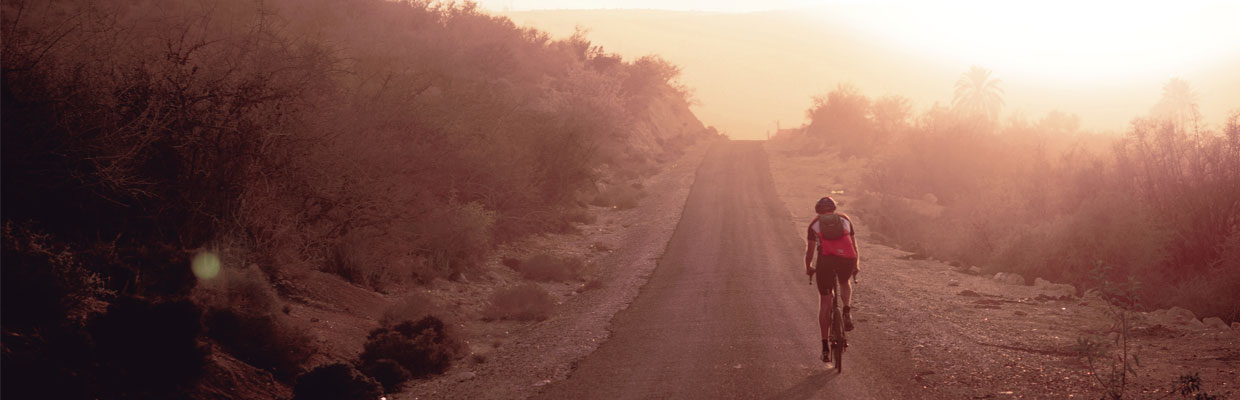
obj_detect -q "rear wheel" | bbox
[831,342,844,372]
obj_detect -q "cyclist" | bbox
[804,196,859,363]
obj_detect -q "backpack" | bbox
[817,214,848,239]
[814,214,857,259]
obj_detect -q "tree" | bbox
[1151,78,1201,136]
[952,66,1005,126]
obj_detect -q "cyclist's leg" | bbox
[836,258,857,308]
[838,273,852,309]
[836,258,857,331]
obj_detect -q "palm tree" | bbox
[952,66,1005,125]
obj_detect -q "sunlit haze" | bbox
[481,0,1240,139]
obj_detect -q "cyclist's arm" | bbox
[804,228,816,275]
[848,218,860,278]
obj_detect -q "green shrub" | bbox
[483,283,556,321]
[293,363,382,400]
[518,253,586,282]
[359,316,466,379]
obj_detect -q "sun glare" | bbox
[814,1,1238,85]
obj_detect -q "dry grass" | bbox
[591,183,646,210]
[517,253,587,282]
[483,283,556,321]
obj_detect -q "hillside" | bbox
[0,0,717,398]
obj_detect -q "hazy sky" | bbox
[480,1,1240,139]
[475,0,823,13]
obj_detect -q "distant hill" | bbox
[501,8,1240,139]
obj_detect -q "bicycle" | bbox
[810,272,849,373]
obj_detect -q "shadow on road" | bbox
[765,370,838,400]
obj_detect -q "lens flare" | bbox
[192,251,221,280]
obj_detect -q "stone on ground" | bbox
[1202,317,1228,330]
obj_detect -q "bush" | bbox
[1,223,110,329]
[89,297,209,397]
[359,316,466,379]
[412,202,496,279]
[483,283,556,321]
[293,363,382,400]
[359,359,412,394]
[517,253,586,282]
[590,183,646,210]
[379,292,437,328]
[203,308,316,382]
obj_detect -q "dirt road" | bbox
[537,141,926,399]
[405,139,1234,399]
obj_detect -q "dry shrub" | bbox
[483,283,556,321]
[559,206,598,226]
[379,292,437,328]
[1145,230,1240,322]
[1,223,111,329]
[358,316,466,380]
[293,363,382,400]
[1150,270,1240,323]
[325,229,413,291]
[996,191,1168,285]
[359,359,412,394]
[413,202,496,280]
[89,297,209,397]
[518,253,586,282]
[197,264,315,382]
[855,193,941,254]
[591,183,646,210]
[581,278,605,291]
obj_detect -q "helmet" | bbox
[815,196,837,213]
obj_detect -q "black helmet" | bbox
[815,196,837,213]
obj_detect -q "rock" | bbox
[456,371,477,382]
[1038,283,1076,299]
[1188,318,1206,329]
[947,279,960,287]
[1202,317,1228,330]
[958,290,981,297]
[1167,307,1197,325]
[968,266,982,275]
[1034,277,1052,287]
[1013,310,1028,316]
[992,272,1026,286]
[1233,322,1240,330]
